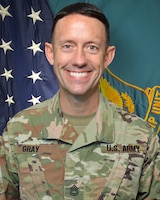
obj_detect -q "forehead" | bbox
[53,14,106,40]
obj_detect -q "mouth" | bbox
[70,71,88,77]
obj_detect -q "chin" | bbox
[71,89,95,97]
[69,89,87,96]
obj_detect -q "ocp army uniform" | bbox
[0,92,160,200]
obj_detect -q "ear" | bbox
[104,46,116,68]
[45,42,54,65]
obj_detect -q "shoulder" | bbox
[13,98,52,120]
[3,97,55,137]
[101,94,155,139]
[101,93,149,125]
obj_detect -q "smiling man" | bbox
[0,3,160,200]
[45,9,115,117]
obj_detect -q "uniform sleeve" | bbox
[137,133,160,199]
[0,129,20,200]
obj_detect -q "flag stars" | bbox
[27,40,43,55]
[0,4,12,21]
[27,7,43,24]
[1,68,14,81]
[0,39,13,54]
[27,70,42,84]
[5,94,15,106]
[28,95,41,105]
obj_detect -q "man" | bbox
[0,2,160,200]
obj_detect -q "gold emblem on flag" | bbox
[99,77,135,113]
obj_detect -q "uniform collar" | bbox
[41,92,115,149]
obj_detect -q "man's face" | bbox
[46,14,115,97]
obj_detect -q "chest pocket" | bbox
[101,153,130,200]
[64,144,145,200]
[15,143,68,199]
[101,150,145,200]
[16,153,51,200]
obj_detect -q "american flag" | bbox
[0,0,59,135]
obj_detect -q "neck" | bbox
[59,90,99,116]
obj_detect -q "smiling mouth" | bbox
[70,71,89,77]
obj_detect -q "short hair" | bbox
[51,3,110,45]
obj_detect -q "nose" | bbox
[72,47,87,68]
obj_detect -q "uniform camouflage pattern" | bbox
[0,91,160,200]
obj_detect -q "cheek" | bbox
[92,58,105,73]
[54,52,71,67]
[95,64,105,80]
[53,63,61,77]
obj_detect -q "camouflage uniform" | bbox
[0,91,160,200]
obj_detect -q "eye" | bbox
[89,45,97,50]
[63,44,71,49]
[61,43,74,52]
[85,44,99,54]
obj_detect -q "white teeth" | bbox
[70,72,88,77]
